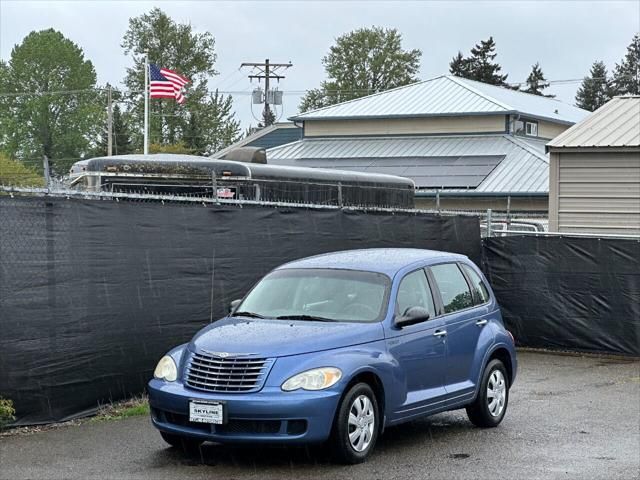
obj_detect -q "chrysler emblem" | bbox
[202,350,256,358]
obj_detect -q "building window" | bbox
[513,118,539,137]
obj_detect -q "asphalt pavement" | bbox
[1,351,639,480]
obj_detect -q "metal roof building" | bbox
[291,75,588,125]
[211,123,302,159]
[547,96,640,234]
[263,76,590,212]
[268,134,549,194]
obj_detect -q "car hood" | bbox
[188,316,385,358]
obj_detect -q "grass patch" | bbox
[90,395,150,422]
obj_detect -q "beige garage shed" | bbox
[547,96,640,234]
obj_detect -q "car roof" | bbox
[276,248,468,277]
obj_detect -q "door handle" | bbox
[433,330,447,337]
[476,319,488,326]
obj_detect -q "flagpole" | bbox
[143,53,149,155]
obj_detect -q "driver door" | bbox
[385,268,448,419]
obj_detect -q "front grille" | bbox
[185,352,270,393]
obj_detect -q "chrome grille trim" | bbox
[185,352,272,393]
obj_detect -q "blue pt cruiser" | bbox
[148,248,517,463]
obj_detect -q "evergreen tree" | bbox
[184,90,241,154]
[449,37,509,86]
[575,61,612,111]
[183,112,205,154]
[260,107,276,128]
[523,62,554,97]
[94,102,134,156]
[111,104,134,155]
[449,51,470,77]
[611,33,640,95]
[300,27,421,112]
[468,37,508,85]
[205,90,241,153]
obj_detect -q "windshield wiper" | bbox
[231,311,265,319]
[275,314,337,322]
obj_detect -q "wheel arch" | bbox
[486,346,514,387]
[341,369,387,432]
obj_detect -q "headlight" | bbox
[153,355,177,382]
[281,367,342,391]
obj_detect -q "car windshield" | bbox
[234,268,391,323]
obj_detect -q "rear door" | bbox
[429,262,491,400]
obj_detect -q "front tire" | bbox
[331,383,379,464]
[160,431,203,451]
[466,358,509,428]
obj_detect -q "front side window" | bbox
[461,264,490,305]
[430,263,474,314]
[236,268,390,322]
[396,269,436,318]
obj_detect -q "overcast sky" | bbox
[1,0,638,128]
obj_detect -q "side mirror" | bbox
[229,299,242,314]
[394,306,430,328]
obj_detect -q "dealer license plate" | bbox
[189,400,224,424]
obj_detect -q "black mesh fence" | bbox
[482,235,640,356]
[0,195,480,425]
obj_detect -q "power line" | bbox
[0,75,635,99]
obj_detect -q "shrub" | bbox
[0,397,16,429]
[0,153,45,187]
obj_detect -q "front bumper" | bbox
[148,378,342,444]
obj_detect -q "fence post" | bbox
[486,208,493,237]
[43,155,51,189]
[338,182,343,207]
[211,172,218,203]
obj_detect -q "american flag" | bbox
[149,64,189,104]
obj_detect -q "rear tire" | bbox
[330,382,379,464]
[466,359,509,428]
[160,431,203,451]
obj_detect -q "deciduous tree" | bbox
[300,27,421,112]
[0,29,101,174]
[122,8,239,150]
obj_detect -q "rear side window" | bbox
[396,269,436,319]
[461,264,490,305]
[430,263,473,313]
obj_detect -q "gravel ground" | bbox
[1,351,638,480]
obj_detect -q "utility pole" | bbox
[240,59,292,127]
[107,84,113,156]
